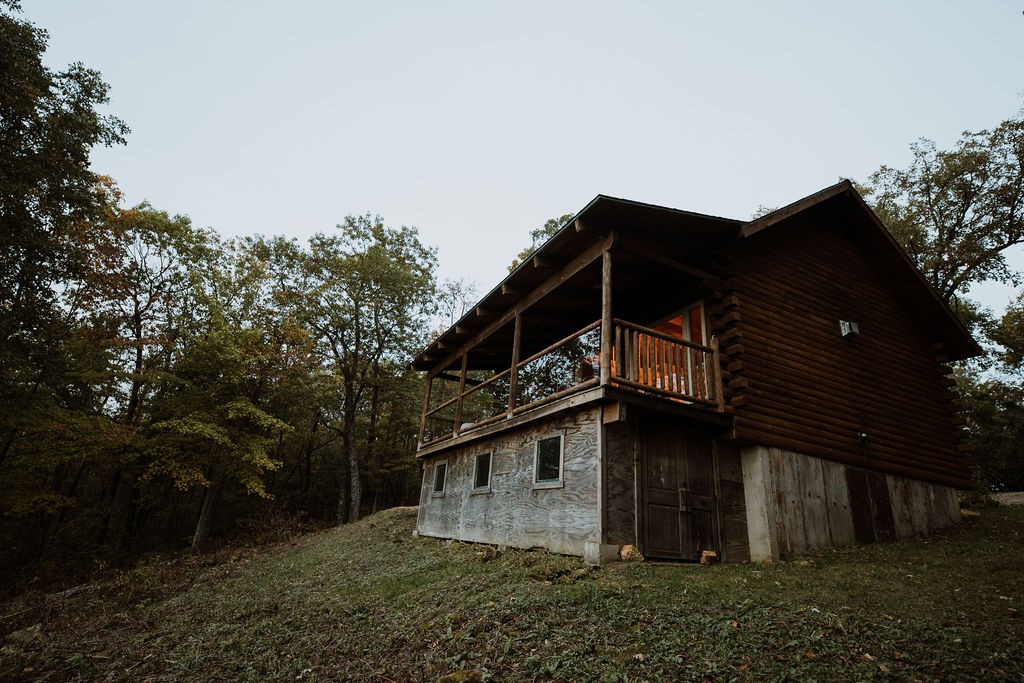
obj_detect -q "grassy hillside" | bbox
[2,505,1022,682]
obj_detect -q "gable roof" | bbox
[742,180,981,360]
[413,182,980,370]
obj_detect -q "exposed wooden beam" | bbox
[524,294,598,310]
[574,219,593,233]
[475,306,494,317]
[618,242,717,281]
[435,371,482,386]
[501,283,517,295]
[532,255,558,269]
[429,233,615,374]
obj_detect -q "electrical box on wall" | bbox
[840,320,860,337]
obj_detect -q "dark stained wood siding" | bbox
[714,439,749,562]
[725,207,969,488]
[602,420,636,546]
[637,418,717,561]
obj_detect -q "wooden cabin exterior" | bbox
[412,181,979,564]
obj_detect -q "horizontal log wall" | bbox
[727,209,969,487]
[416,406,601,556]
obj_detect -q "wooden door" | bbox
[640,421,717,560]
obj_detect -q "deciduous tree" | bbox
[507,214,574,272]
[0,3,128,467]
[301,216,436,523]
[861,113,1024,305]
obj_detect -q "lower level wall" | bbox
[416,406,601,557]
[742,446,961,561]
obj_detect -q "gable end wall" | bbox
[726,209,969,488]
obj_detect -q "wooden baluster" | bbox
[614,324,622,380]
[673,341,682,393]
[643,335,650,386]
[630,330,637,382]
[658,338,666,390]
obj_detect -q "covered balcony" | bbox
[412,196,741,453]
[419,317,722,446]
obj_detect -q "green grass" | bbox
[2,505,1023,682]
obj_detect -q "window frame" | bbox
[533,432,565,489]
[472,451,493,493]
[431,459,448,496]
[650,300,706,344]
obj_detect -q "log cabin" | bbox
[412,180,980,564]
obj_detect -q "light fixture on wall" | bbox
[839,320,860,337]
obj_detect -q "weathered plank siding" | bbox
[602,419,635,547]
[417,406,601,556]
[715,439,750,562]
[743,446,960,561]
[727,208,968,488]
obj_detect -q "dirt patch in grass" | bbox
[992,491,1024,506]
[2,505,1023,681]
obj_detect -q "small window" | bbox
[534,435,563,484]
[473,452,492,490]
[432,461,447,494]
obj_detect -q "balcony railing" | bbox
[611,319,719,408]
[420,318,721,446]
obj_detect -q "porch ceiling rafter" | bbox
[616,242,720,285]
[426,232,616,378]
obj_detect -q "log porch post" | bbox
[600,249,613,385]
[453,353,468,435]
[418,373,432,449]
[508,314,522,416]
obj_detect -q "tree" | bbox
[301,216,436,523]
[434,277,479,333]
[145,322,290,550]
[0,3,128,464]
[507,214,574,272]
[141,236,306,550]
[956,293,1024,491]
[0,4,133,563]
[957,292,1024,491]
[71,182,209,425]
[861,113,1024,305]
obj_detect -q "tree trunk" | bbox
[303,419,318,495]
[337,378,360,524]
[348,440,361,522]
[123,314,144,425]
[192,476,224,551]
[41,460,86,556]
[0,428,18,468]
[96,467,124,547]
[335,430,350,524]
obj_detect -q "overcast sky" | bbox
[20,1,1024,311]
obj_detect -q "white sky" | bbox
[20,0,1024,312]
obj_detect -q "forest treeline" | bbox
[4,185,440,568]
[0,3,475,584]
[3,3,1024,587]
